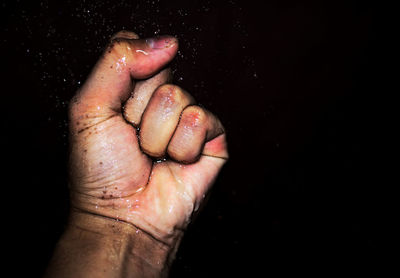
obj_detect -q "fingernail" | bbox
[146,36,177,49]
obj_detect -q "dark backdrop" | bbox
[2,0,386,277]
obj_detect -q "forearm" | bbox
[44,210,176,278]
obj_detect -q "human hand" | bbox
[51,30,228,276]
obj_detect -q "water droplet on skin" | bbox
[135,187,144,193]
[154,158,166,164]
[135,49,149,55]
[115,56,127,72]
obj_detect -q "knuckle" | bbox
[182,105,207,127]
[154,84,185,103]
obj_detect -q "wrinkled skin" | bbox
[68,31,228,247]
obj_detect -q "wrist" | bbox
[46,210,177,277]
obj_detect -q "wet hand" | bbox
[68,30,228,248]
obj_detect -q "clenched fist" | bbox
[45,30,228,278]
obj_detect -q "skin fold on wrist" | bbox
[44,210,179,278]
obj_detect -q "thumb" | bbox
[71,33,178,114]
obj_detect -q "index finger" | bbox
[71,33,179,117]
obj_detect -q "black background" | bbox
[1,0,387,277]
